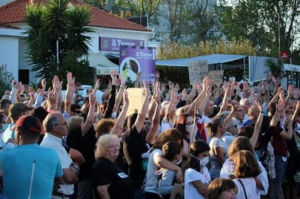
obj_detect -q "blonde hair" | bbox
[95,134,119,160]
[67,116,84,133]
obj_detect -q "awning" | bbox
[155,54,247,67]
[88,53,120,75]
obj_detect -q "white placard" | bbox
[188,60,208,85]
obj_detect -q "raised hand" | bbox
[254,100,263,112]
[119,74,125,87]
[143,80,151,96]
[89,92,96,105]
[123,90,129,105]
[288,85,293,95]
[41,78,47,89]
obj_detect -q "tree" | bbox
[216,0,300,57]
[157,37,256,60]
[25,0,93,83]
[0,65,14,96]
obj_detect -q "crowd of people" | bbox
[0,70,299,199]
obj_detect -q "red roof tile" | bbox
[0,0,150,32]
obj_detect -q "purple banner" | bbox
[119,46,156,83]
[99,37,145,52]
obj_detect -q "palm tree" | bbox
[264,58,285,78]
[25,0,93,80]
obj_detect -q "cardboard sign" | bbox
[188,60,208,85]
[126,88,146,116]
[208,70,224,86]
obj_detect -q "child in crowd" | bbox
[156,141,183,199]
[207,178,237,199]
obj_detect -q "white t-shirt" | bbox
[220,159,269,196]
[234,178,261,199]
[184,167,211,199]
[197,115,211,143]
[144,149,163,194]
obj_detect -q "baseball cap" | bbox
[9,103,33,119]
[14,115,42,134]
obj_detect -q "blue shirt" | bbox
[0,144,63,199]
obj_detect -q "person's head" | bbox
[175,114,194,137]
[240,98,252,113]
[9,103,33,122]
[204,98,215,117]
[152,128,183,151]
[238,126,254,140]
[70,104,81,116]
[162,141,182,164]
[43,112,68,138]
[67,116,84,134]
[233,105,245,121]
[0,99,12,116]
[208,178,237,199]
[95,134,120,162]
[100,101,108,114]
[184,140,210,172]
[18,93,26,102]
[228,136,254,160]
[248,105,259,119]
[95,119,115,139]
[14,115,43,145]
[226,120,238,136]
[168,103,176,119]
[31,107,48,123]
[285,105,295,116]
[233,150,261,178]
[74,94,83,107]
[206,117,226,138]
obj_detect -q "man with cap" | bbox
[40,111,79,198]
[2,102,33,149]
[0,115,63,198]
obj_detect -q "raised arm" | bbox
[292,101,300,122]
[53,76,63,112]
[81,92,95,137]
[110,90,129,137]
[134,81,151,133]
[146,83,161,144]
[65,72,76,115]
[103,71,117,118]
[113,75,125,112]
[249,101,264,147]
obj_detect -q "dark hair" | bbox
[206,117,223,138]
[31,107,48,122]
[0,114,4,123]
[151,129,183,151]
[228,136,254,160]
[127,113,138,129]
[234,150,261,178]
[95,119,115,138]
[0,99,11,109]
[238,126,254,139]
[175,114,191,137]
[208,178,236,199]
[268,102,277,116]
[162,141,181,160]
[184,140,210,173]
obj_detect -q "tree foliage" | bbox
[0,65,14,96]
[216,0,300,57]
[157,37,256,60]
[25,0,93,83]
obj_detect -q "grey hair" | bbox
[43,112,60,132]
[240,98,251,106]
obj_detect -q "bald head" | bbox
[43,111,62,133]
[248,106,259,119]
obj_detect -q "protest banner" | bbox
[126,88,145,116]
[188,60,208,85]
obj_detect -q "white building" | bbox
[0,0,154,84]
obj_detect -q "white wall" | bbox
[0,36,19,81]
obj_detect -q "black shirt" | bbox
[67,126,97,180]
[92,157,134,199]
[123,126,148,189]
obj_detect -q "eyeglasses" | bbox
[230,125,238,128]
[106,145,120,149]
[78,89,83,91]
